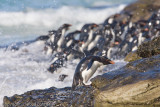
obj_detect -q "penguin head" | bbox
[81,23,99,33]
[100,56,115,65]
[74,30,81,34]
[48,30,57,35]
[62,24,72,30]
[90,24,99,30]
[57,24,72,32]
[87,56,115,70]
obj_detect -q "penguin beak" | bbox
[50,65,54,67]
[63,24,72,30]
[114,42,119,45]
[108,60,115,64]
[144,28,149,32]
[67,24,72,27]
[78,41,85,45]
[122,21,126,24]
[92,24,99,28]
[64,24,72,27]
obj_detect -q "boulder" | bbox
[91,54,160,106]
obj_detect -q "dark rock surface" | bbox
[3,86,95,107]
[123,0,160,22]
[92,54,160,106]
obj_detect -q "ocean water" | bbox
[0,0,134,106]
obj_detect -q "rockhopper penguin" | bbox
[72,55,115,90]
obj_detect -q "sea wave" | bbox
[0,5,126,28]
[0,5,126,45]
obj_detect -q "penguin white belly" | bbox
[46,46,53,55]
[87,42,96,51]
[57,36,64,48]
[50,35,55,43]
[67,54,73,60]
[82,61,101,85]
[51,57,58,63]
[57,29,66,48]
[132,46,138,51]
[87,35,101,51]
[66,40,73,47]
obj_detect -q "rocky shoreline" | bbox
[3,0,160,106]
[3,44,160,106]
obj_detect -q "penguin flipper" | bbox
[87,60,94,70]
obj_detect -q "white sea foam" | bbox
[0,41,127,105]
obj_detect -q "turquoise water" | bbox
[0,0,134,11]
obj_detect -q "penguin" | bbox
[72,55,115,90]
[58,74,68,81]
[48,57,66,73]
[62,30,81,49]
[87,34,102,51]
[57,24,72,52]
[44,30,57,55]
[79,24,99,51]
[44,24,72,55]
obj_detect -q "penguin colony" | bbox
[7,10,160,89]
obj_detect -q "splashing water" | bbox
[0,40,127,105]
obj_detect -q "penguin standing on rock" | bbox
[72,56,115,90]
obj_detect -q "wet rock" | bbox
[137,36,160,58]
[122,0,160,22]
[92,54,160,106]
[3,86,95,107]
